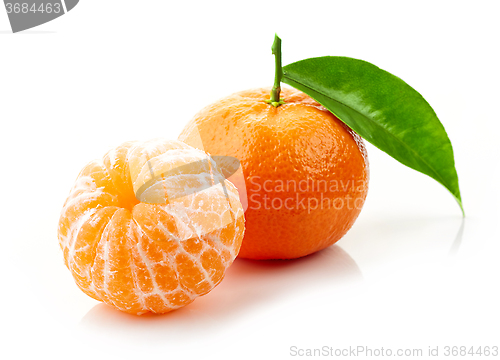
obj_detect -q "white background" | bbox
[1,1,499,359]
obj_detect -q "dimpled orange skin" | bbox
[58,139,245,315]
[179,87,369,260]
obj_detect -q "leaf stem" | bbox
[266,34,285,107]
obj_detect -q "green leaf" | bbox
[282,56,463,214]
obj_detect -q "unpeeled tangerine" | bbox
[58,139,245,315]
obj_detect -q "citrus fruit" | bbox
[58,139,245,315]
[179,87,369,260]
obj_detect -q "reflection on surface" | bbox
[448,218,465,256]
[339,214,465,270]
[79,245,361,342]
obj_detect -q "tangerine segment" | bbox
[58,139,245,315]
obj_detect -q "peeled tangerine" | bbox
[58,139,245,315]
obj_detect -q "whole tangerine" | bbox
[179,87,369,260]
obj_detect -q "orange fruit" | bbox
[58,139,245,315]
[179,87,369,260]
